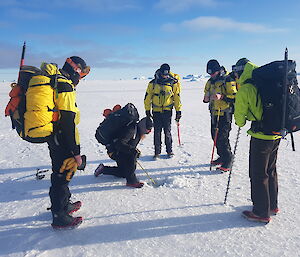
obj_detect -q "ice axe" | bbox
[176,121,181,146]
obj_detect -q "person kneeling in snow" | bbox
[94,117,153,188]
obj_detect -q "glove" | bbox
[77,155,86,170]
[146,116,153,131]
[60,157,78,173]
[203,95,210,103]
[175,111,181,122]
[74,154,82,167]
[59,157,78,182]
[132,148,141,158]
[145,110,152,118]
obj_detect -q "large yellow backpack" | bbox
[5,63,59,143]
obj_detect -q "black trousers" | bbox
[102,151,138,184]
[249,137,280,218]
[47,135,74,214]
[153,111,173,154]
[210,113,232,164]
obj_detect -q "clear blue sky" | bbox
[0,0,299,80]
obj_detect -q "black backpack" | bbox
[95,103,139,145]
[250,52,300,136]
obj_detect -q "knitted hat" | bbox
[206,59,221,74]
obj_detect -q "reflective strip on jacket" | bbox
[144,72,182,112]
[234,62,281,140]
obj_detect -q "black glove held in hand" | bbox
[132,148,141,158]
[175,111,181,122]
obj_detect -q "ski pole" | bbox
[136,161,156,185]
[176,121,181,146]
[209,109,221,171]
[224,127,241,205]
[17,41,26,85]
[36,169,50,180]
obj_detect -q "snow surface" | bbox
[0,78,300,257]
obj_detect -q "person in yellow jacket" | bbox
[45,56,90,229]
[144,63,182,159]
[203,59,237,172]
[233,58,281,223]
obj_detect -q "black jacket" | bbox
[107,122,141,155]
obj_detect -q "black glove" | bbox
[132,148,141,158]
[145,110,152,118]
[146,116,153,130]
[77,155,86,170]
[175,111,181,122]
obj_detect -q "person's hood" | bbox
[237,61,258,85]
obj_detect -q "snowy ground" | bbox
[0,78,299,257]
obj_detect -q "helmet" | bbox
[62,56,90,85]
[232,58,249,77]
[207,59,221,75]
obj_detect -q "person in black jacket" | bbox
[94,117,153,188]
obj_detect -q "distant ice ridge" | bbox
[183,74,205,81]
[132,74,206,81]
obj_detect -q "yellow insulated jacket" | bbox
[234,62,281,140]
[204,72,237,116]
[144,72,182,112]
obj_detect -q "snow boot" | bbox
[242,210,271,224]
[167,152,174,158]
[51,212,83,230]
[217,159,232,172]
[153,154,160,160]
[94,163,105,177]
[270,208,280,215]
[211,157,223,166]
[66,201,82,214]
[126,182,144,188]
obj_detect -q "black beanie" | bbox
[160,63,170,75]
[207,59,221,75]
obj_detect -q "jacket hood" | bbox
[237,62,258,85]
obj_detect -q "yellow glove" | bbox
[60,157,78,173]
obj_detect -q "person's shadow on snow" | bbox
[0,205,264,255]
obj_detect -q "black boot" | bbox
[51,212,83,230]
[65,201,82,214]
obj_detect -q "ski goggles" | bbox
[232,64,245,73]
[66,58,90,79]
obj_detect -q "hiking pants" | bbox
[47,135,74,214]
[249,137,280,218]
[153,111,173,154]
[103,151,138,184]
[211,113,232,164]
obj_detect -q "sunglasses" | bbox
[66,58,90,79]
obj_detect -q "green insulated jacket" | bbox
[234,62,281,140]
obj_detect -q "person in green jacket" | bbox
[233,58,281,224]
